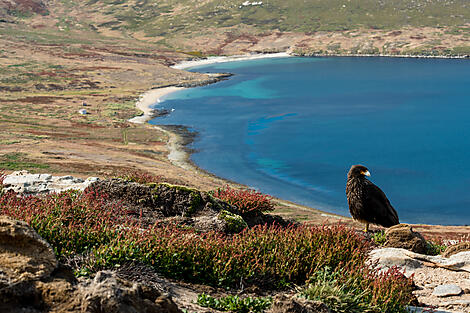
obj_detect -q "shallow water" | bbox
[150,57,470,225]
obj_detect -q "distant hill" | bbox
[2,0,469,35]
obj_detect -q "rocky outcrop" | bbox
[0,215,182,313]
[3,170,99,195]
[370,247,470,312]
[267,294,330,313]
[443,242,470,258]
[384,224,427,254]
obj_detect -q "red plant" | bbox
[114,168,162,184]
[212,186,274,214]
[0,189,133,257]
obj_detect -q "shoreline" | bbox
[130,52,470,226]
[171,52,292,70]
[128,86,185,124]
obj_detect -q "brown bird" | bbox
[346,165,399,232]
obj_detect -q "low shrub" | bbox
[0,189,414,311]
[212,186,274,214]
[0,189,132,258]
[197,293,272,313]
[425,239,446,256]
[302,265,414,313]
[114,168,162,184]
[370,230,387,246]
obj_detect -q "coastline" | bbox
[171,52,291,70]
[128,86,185,124]
[130,52,470,227]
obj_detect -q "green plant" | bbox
[370,230,387,246]
[197,293,272,313]
[302,265,414,313]
[425,240,446,256]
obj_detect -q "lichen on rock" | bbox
[218,210,248,233]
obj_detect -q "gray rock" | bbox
[368,248,423,276]
[3,171,99,195]
[432,284,462,297]
[370,248,470,276]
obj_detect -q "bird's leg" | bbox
[363,223,369,233]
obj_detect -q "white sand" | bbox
[171,52,291,70]
[128,86,184,124]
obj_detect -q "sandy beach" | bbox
[128,86,185,124]
[172,52,291,70]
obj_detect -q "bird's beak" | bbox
[362,170,371,177]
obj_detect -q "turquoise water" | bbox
[150,57,470,225]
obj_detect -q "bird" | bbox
[346,164,399,232]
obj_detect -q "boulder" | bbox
[0,215,58,284]
[384,224,427,254]
[442,242,470,258]
[267,294,330,313]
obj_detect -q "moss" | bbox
[218,210,248,233]
[187,191,203,216]
[156,183,203,216]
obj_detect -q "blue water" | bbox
[150,57,470,225]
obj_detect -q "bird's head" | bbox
[348,164,371,179]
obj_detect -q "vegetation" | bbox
[114,168,162,185]
[197,293,272,313]
[0,153,49,171]
[0,176,415,311]
[212,186,274,215]
[425,239,447,256]
[302,266,413,313]
[370,230,387,246]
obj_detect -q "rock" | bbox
[0,215,58,284]
[3,171,99,195]
[369,248,422,276]
[443,242,470,258]
[432,284,462,297]
[78,271,182,313]
[267,294,330,313]
[384,224,427,254]
[218,210,248,233]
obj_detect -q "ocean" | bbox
[150,56,470,225]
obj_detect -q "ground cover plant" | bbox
[197,293,272,313]
[212,186,274,215]
[0,185,414,312]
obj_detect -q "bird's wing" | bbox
[363,180,399,227]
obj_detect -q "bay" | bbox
[150,57,470,225]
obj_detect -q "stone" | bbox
[218,210,248,233]
[369,248,422,276]
[432,284,462,297]
[267,294,330,313]
[3,171,99,195]
[0,215,58,284]
[384,224,427,254]
[78,271,182,313]
[443,242,470,258]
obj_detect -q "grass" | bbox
[0,153,49,170]
[302,266,413,313]
[197,293,272,313]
